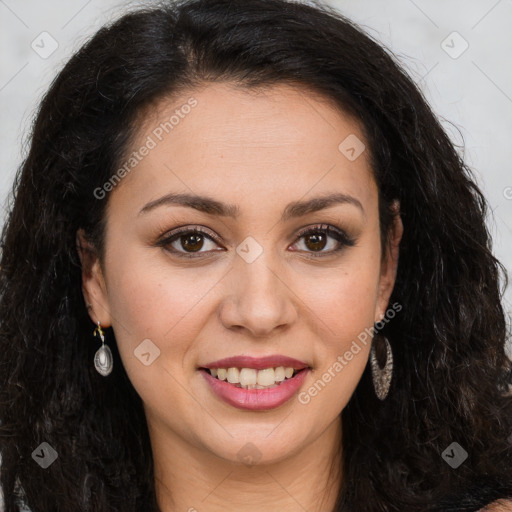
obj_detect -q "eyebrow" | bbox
[138,192,365,221]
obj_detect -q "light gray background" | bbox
[0,1,511,509]
[0,1,511,326]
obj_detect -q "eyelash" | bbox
[156,224,356,260]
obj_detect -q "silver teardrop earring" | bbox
[370,334,393,400]
[93,321,113,376]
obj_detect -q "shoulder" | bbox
[480,500,512,511]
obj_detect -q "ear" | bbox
[375,200,403,323]
[76,229,112,327]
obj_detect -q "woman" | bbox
[1,0,511,510]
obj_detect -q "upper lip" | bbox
[200,355,310,370]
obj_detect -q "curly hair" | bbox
[1,0,511,510]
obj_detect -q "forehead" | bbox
[109,82,376,217]
[140,81,366,154]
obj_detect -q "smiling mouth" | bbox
[199,366,306,390]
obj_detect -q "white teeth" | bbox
[206,365,301,389]
[227,367,240,384]
[257,368,275,386]
[239,368,257,386]
[274,367,285,381]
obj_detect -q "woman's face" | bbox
[80,82,402,466]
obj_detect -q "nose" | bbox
[218,253,298,338]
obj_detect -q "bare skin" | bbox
[480,501,512,511]
[78,82,403,511]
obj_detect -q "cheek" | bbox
[302,267,376,366]
[297,269,375,416]
[294,241,380,409]
[307,271,377,325]
[104,248,221,374]
[298,249,382,339]
[106,245,214,332]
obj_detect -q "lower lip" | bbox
[200,368,310,411]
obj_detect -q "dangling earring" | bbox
[370,334,393,400]
[93,321,113,376]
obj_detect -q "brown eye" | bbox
[292,224,356,257]
[178,232,206,253]
[157,226,223,259]
[303,231,328,252]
